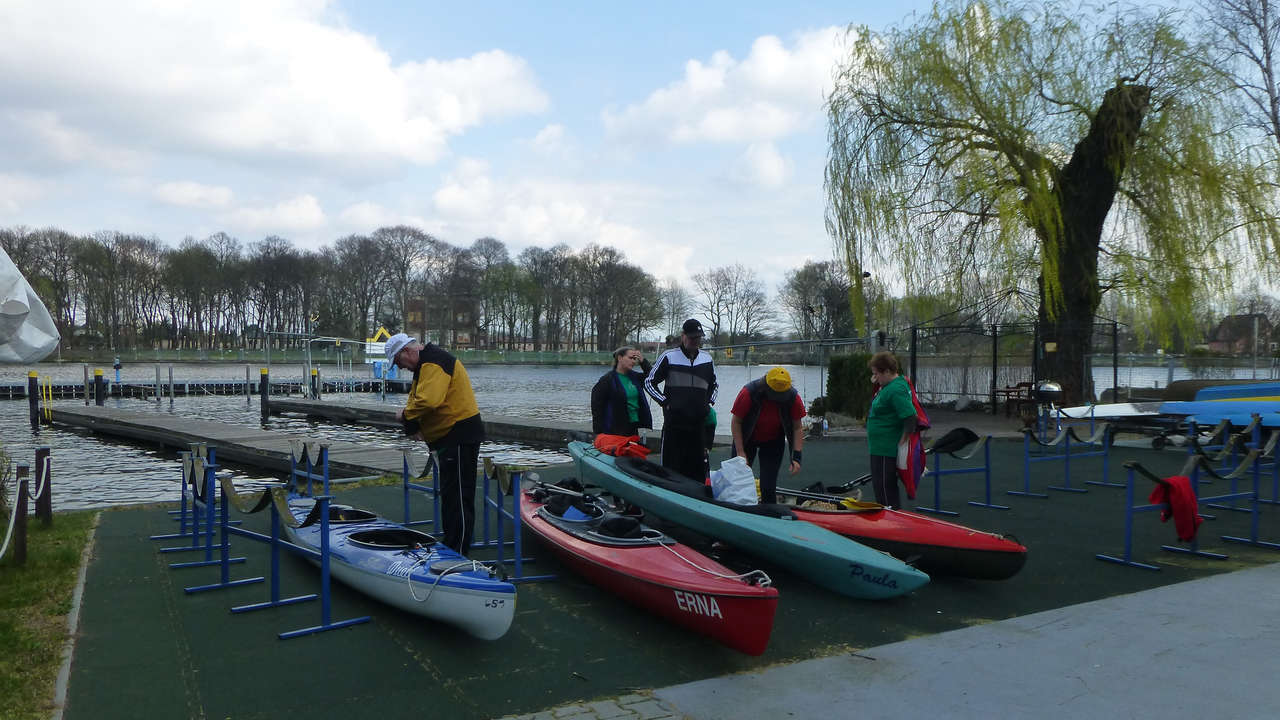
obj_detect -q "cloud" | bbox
[153,181,233,209]
[336,201,428,232]
[428,158,694,279]
[0,173,47,214]
[603,27,847,146]
[531,124,567,154]
[224,194,326,232]
[732,142,791,187]
[0,1,548,176]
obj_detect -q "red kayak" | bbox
[520,482,779,655]
[781,490,1027,580]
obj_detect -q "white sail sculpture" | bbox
[0,246,60,363]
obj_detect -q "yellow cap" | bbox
[766,366,791,392]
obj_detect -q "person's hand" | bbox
[396,408,405,422]
[788,460,801,475]
[628,351,643,363]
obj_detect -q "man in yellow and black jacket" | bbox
[386,333,484,555]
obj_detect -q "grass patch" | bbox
[0,511,97,720]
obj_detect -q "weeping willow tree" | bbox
[826,0,1280,403]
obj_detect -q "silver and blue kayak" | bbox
[284,498,516,640]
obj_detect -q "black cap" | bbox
[682,318,704,336]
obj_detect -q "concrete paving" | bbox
[519,562,1280,720]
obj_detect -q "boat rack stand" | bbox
[153,444,240,541]
[400,449,440,530]
[474,458,554,584]
[1096,450,1280,571]
[1010,423,1112,498]
[154,445,248,570]
[1202,429,1279,513]
[227,440,372,639]
[915,434,1007,516]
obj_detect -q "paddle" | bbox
[824,473,872,494]
[775,486,883,512]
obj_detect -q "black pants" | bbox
[436,441,479,554]
[869,454,900,508]
[661,422,707,481]
[736,436,785,504]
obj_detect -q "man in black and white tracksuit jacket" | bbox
[645,318,718,481]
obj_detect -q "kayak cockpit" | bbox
[346,527,438,550]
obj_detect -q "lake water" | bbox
[1,359,1272,511]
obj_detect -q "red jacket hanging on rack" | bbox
[1148,475,1203,542]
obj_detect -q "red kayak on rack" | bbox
[781,490,1027,580]
[520,481,779,655]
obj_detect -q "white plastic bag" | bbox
[713,456,759,505]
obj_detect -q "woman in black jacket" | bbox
[591,346,653,436]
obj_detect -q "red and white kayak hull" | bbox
[520,496,779,655]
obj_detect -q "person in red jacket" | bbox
[729,367,805,504]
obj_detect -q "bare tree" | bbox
[658,279,692,338]
[1202,0,1280,162]
[374,225,436,332]
[692,267,732,342]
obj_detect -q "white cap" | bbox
[384,333,413,363]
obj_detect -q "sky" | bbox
[0,0,941,291]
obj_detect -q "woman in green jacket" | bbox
[866,351,919,507]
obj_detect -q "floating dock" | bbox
[45,403,597,476]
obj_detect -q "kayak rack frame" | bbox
[400,449,440,531]
[227,441,372,639]
[1096,452,1280,570]
[1011,424,1111,498]
[915,433,1005,516]
[154,445,248,570]
[475,459,554,583]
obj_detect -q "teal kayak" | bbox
[568,442,929,600]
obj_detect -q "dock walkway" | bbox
[48,405,414,477]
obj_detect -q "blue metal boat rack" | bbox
[154,445,248,572]
[914,432,1004,516]
[1010,423,1111,498]
[215,440,371,639]
[475,458,554,583]
[1095,449,1280,571]
[400,449,440,530]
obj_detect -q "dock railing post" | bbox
[27,371,38,431]
[260,369,269,424]
[82,364,89,406]
[13,465,29,565]
[155,366,161,404]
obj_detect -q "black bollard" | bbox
[259,368,269,424]
[15,465,29,565]
[28,371,38,431]
[35,447,52,526]
[94,369,105,406]
[310,368,320,400]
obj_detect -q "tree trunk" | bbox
[1037,84,1151,405]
